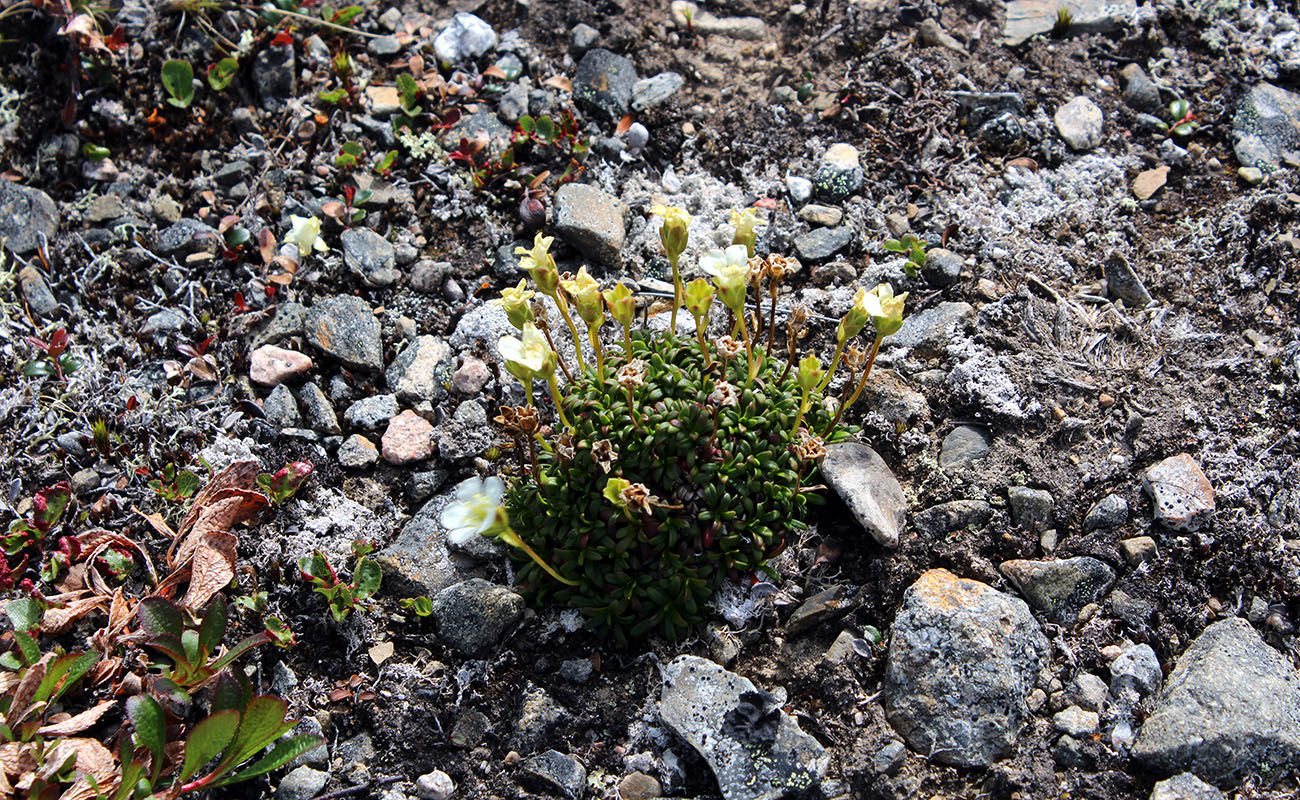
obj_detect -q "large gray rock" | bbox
[659,655,829,800]
[431,579,524,656]
[386,335,453,403]
[341,228,399,287]
[1233,83,1300,172]
[793,225,854,262]
[1133,618,1300,785]
[375,496,487,597]
[0,181,58,254]
[553,183,628,265]
[1002,0,1136,45]
[883,569,1049,767]
[572,48,637,122]
[999,556,1115,625]
[820,442,906,548]
[306,295,384,371]
[885,301,974,359]
[433,12,497,65]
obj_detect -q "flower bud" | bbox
[796,354,824,393]
[731,208,759,257]
[560,267,604,327]
[651,205,691,261]
[700,245,749,315]
[837,288,872,344]
[683,277,715,322]
[602,282,635,329]
[515,232,559,296]
[493,279,536,330]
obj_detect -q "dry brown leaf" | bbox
[181,530,239,610]
[133,506,176,540]
[5,657,47,729]
[0,741,36,781]
[543,74,572,92]
[41,594,108,636]
[36,699,116,736]
[41,738,118,800]
[176,460,262,538]
[615,114,634,135]
[481,64,506,80]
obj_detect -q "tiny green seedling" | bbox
[161,59,195,108]
[298,540,382,622]
[207,57,239,91]
[258,461,313,505]
[149,463,201,503]
[883,234,928,276]
[399,596,433,617]
[1166,98,1198,138]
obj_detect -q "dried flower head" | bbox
[708,381,739,407]
[495,405,540,436]
[619,481,655,515]
[766,255,797,284]
[555,432,575,461]
[590,438,617,474]
[617,359,646,389]
[844,344,868,371]
[716,336,743,359]
[791,429,828,462]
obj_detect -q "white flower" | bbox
[699,244,750,288]
[439,476,505,545]
[287,215,328,255]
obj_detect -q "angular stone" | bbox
[884,569,1049,767]
[432,400,493,462]
[375,496,487,596]
[386,335,453,403]
[253,41,296,110]
[338,434,379,469]
[912,500,993,535]
[1084,493,1129,531]
[1151,773,1226,800]
[262,383,301,427]
[0,180,58,254]
[298,382,341,435]
[572,48,637,122]
[155,218,221,256]
[1133,165,1170,201]
[521,750,586,799]
[1105,251,1153,307]
[433,12,497,65]
[85,194,126,223]
[887,301,975,359]
[1008,486,1054,531]
[1054,705,1100,737]
[820,443,906,548]
[939,424,990,470]
[631,71,684,111]
[1143,453,1215,532]
[1133,618,1300,785]
[250,345,313,386]
[1121,536,1158,567]
[793,225,854,262]
[306,295,384,371]
[1002,0,1137,46]
[511,685,571,754]
[341,228,399,288]
[381,410,434,465]
[1110,643,1163,703]
[431,579,524,656]
[553,183,628,265]
[659,655,829,800]
[345,394,399,430]
[1120,64,1162,114]
[1233,83,1300,172]
[925,247,963,288]
[1055,96,1104,151]
[1000,557,1115,625]
[796,203,843,227]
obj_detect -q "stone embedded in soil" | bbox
[1002,0,1136,46]
[432,578,524,656]
[250,301,308,348]
[796,203,843,227]
[386,335,453,403]
[367,34,400,56]
[521,750,587,799]
[376,497,487,596]
[632,71,684,111]
[939,424,990,470]
[381,410,434,464]
[786,175,813,204]
[344,394,399,430]
[886,301,974,359]
[85,193,126,223]
[924,247,963,288]
[617,772,661,800]
[785,585,856,635]
[250,345,313,386]
[275,765,328,800]
[1133,618,1300,785]
[1008,486,1054,530]
[155,218,222,256]
[1110,643,1163,704]
[857,369,929,425]
[511,684,572,754]
[1120,64,1162,113]
[571,22,599,52]
[18,266,58,317]
[1084,492,1129,531]
[337,434,379,469]
[341,227,400,288]
[553,183,629,265]
[1055,96,1105,151]
[912,500,993,535]
[793,225,854,262]
[820,442,906,549]
[298,382,341,434]
[305,295,384,371]
[658,655,830,800]
[813,143,864,202]
[1232,83,1300,172]
[1132,165,1170,201]
[262,383,300,427]
[415,770,456,800]
[452,356,491,395]
[999,556,1116,625]
[253,40,296,110]
[669,1,770,40]
[1151,773,1226,800]
[1142,453,1215,532]
[1054,705,1100,737]
[883,569,1049,768]
[433,400,494,461]
[572,48,638,122]
[433,12,497,65]
[0,180,58,254]
[1121,536,1159,566]
[1105,251,1154,306]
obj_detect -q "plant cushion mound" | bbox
[506,333,850,643]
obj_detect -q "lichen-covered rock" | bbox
[883,569,1049,767]
[658,655,829,800]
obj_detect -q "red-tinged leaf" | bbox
[543,75,572,92]
[615,114,634,135]
[48,328,69,355]
[179,710,239,782]
[256,229,276,266]
[271,31,293,46]
[328,688,351,702]
[127,394,139,410]
[104,26,127,51]
[754,197,779,210]
[481,64,506,80]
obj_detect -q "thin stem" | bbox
[538,322,574,382]
[695,325,713,368]
[767,288,779,351]
[526,434,539,480]
[553,293,586,372]
[546,373,573,430]
[737,312,756,389]
[817,340,845,393]
[503,527,579,586]
[625,386,641,429]
[790,398,809,439]
[824,334,882,435]
[622,323,634,357]
[588,326,605,381]
[668,254,681,333]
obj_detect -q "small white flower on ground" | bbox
[439,476,505,545]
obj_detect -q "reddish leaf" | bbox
[271,31,293,46]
